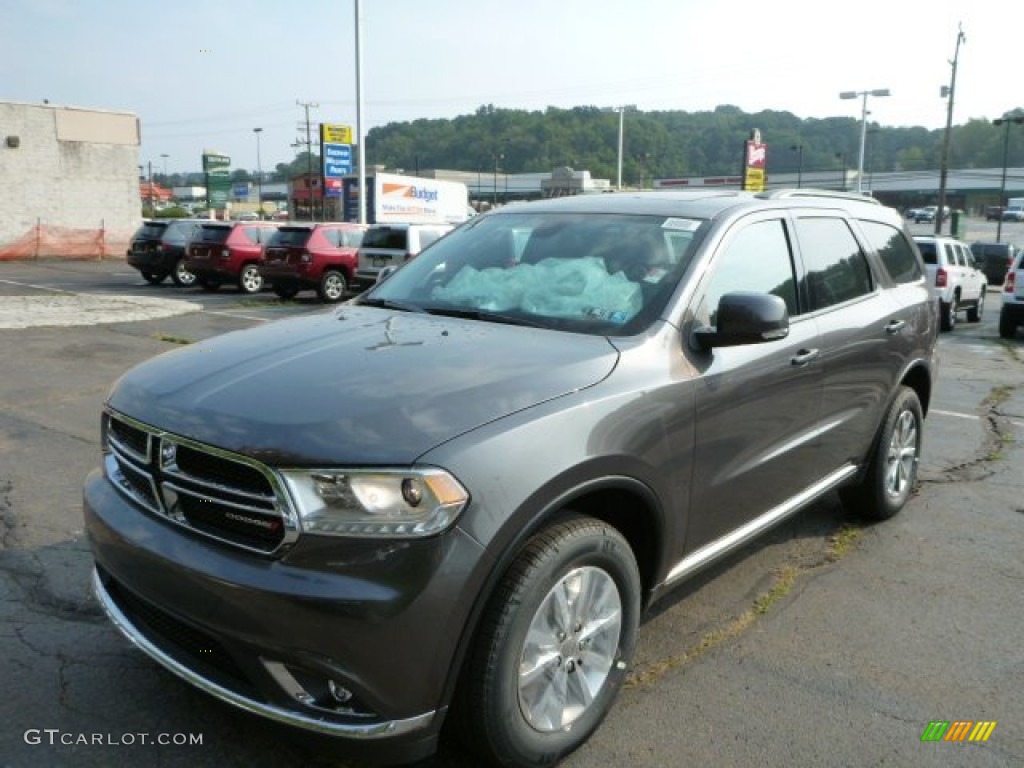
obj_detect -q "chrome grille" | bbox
[103,411,296,554]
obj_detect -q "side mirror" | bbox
[693,292,790,351]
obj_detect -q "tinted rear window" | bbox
[361,228,408,249]
[135,222,169,238]
[194,225,233,244]
[915,241,937,265]
[268,228,314,247]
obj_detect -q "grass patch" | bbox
[827,523,864,562]
[154,333,192,345]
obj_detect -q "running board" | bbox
[663,464,858,589]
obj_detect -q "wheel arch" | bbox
[440,474,666,733]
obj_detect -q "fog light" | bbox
[328,680,354,704]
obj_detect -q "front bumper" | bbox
[84,468,491,762]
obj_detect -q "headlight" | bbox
[280,468,469,538]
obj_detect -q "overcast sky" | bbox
[1,0,1013,175]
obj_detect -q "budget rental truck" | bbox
[342,173,471,225]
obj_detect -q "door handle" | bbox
[790,348,819,366]
[885,319,906,334]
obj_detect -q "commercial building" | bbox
[0,100,141,259]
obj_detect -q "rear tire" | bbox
[840,386,923,521]
[317,270,347,302]
[966,291,985,323]
[460,516,640,768]
[999,312,1017,339]
[939,297,956,332]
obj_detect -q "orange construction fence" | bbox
[0,221,131,261]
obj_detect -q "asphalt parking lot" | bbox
[0,255,1022,767]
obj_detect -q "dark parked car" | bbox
[126,219,204,286]
[259,222,367,301]
[184,221,281,293]
[85,189,938,767]
[985,205,1005,221]
[970,241,1017,287]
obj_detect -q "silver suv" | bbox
[913,235,988,331]
[999,246,1024,338]
[354,222,453,287]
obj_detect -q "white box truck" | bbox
[342,173,471,225]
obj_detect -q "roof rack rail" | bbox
[755,188,882,205]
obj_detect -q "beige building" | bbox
[0,100,141,259]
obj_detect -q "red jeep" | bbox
[259,223,367,302]
[184,221,281,293]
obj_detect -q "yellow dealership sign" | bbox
[320,124,353,144]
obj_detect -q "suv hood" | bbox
[108,306,619,465]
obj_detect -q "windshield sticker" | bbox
[583,307,629,324]
[662,218,700,232]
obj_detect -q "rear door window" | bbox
[362,227,408,250]
[794,217,873,311]
[858,221,922,284]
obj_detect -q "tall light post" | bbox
[160,153,169,182]
[492,151,504,206]
[839,88,890,194]
[994,115,1024,244]
[604,105,637,190]
[253,127,263,217]
[790,144,803,188]
[936,24,966,235]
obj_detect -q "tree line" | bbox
[154,104,1024,188]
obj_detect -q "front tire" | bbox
[462,517,640,768]
[238,264,263,294]
[840,386,923,521]
[171,258,197,287]
[317,269,347,302]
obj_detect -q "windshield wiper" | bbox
[358,297,428,313]
[420,306,549,328]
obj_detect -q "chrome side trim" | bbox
[92,568,436,740]
[664,464,858,588]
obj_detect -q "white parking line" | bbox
[932,408,1024,428]
[0,278,73,294]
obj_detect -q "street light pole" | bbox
[253,127,263,218]
[839,88,890,194]
[790,144,803,188]
[604,105,637,191]
[994,115,1024,244]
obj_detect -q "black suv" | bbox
[126,219,204,286]
[85,190,938,767]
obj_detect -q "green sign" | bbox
[203,152,231,207]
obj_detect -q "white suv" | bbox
[913,235,988,331]
[999,247,1024,338]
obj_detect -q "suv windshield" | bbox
[362,212,703,336]
[268,227,314,247]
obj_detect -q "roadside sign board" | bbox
[202,152,232,207]
[320,124,353,144]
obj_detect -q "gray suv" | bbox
[84,190,938,767]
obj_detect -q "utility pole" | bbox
[297,99,319,221]
[935,23,965,235]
